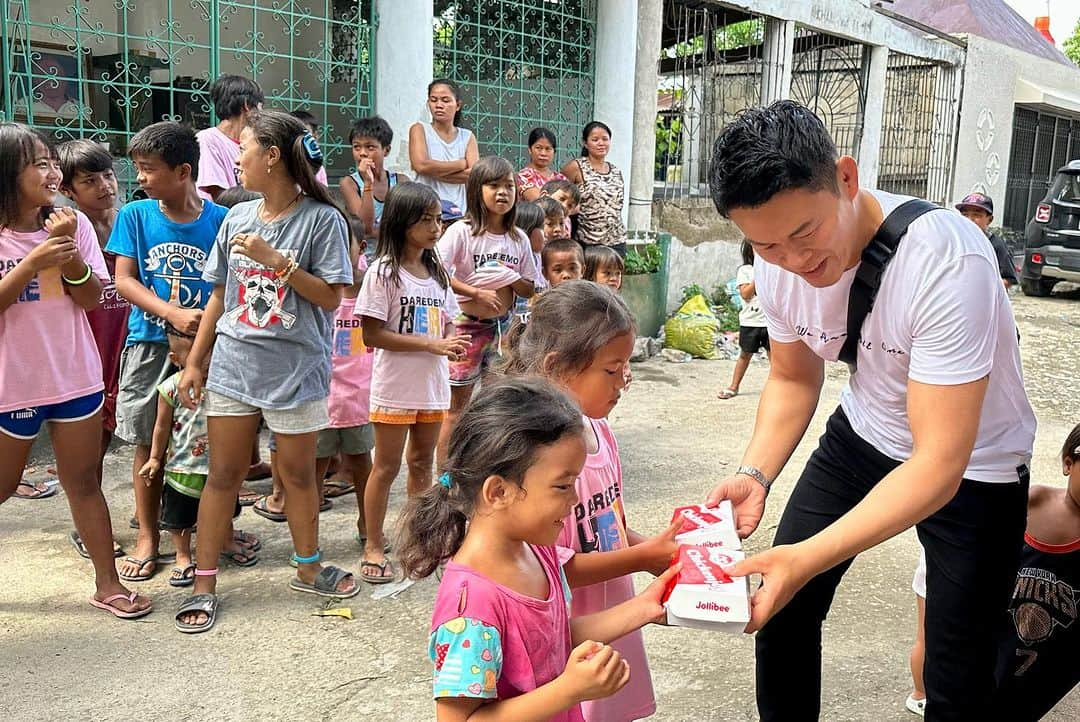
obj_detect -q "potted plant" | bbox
[620,231,671,337]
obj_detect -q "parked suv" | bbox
[1022,159,1080,297]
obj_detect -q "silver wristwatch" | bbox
[736,465,772,494]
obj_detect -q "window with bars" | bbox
[432,0,597,167]
[0,0,375,198]
[1004,107,1080,231]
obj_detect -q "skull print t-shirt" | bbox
[202,198,352,409]
[105,198,228,345]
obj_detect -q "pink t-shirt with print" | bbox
[430,545,583,722]
[327,296,373,427]
[557,417,656,722]
[196,127,240,200]
[354,258,459,410]
[0,211,111,412]
[437,220,538,306]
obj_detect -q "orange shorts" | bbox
[369,405,447,425]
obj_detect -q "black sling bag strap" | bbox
[838,199,938,371]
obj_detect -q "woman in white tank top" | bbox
[409,79,479,212]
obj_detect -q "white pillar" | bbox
[593,0,638,227]
[761,18,795,105]
[375,0,434,173]
[858,45,889,187]
[628,0,662,231]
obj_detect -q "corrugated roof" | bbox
[882,0,1075,66]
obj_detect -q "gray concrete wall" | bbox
[655,199,744,312]
[952,34,1080,203]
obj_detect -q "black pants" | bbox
[755,408,1027,722]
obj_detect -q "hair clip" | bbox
[301,132,323,162]
[438,472,452,489]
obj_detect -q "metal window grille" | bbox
[878,51,958,205]
[432,0,597,165]
[656,0,764,201]
[1,0,375,198]
[790,26,869,160]
[1004,107,1080,231]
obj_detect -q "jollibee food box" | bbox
[663,545,750,633]
[670,500,740,548]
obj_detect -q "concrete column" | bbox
[593,0,638,227]
[375,0,434,172]
[857,45,889,187]
[628,0,662,231]
[761,18,795,105]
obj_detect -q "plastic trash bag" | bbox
[664,294,720,359]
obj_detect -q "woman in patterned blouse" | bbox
[516,127,567,202]
[561,121,626,255]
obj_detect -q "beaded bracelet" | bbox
[61,263,93,286]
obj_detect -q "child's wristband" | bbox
[61,263,93,286]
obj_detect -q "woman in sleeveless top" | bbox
[562,120,625,254]
[409,79,479,213]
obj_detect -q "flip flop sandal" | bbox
[118,556,157,582]
[157,551,177,564]
[237,485,262,506]
[68,531,125,559]
[233,529,261,552]
[717,388,739,400]
[168,564,197,588]
[320,498,333,513]
[251,496,288,522]
[128,516,139,529]
[90,591,152,620]
[360,559,395,585]
[220,548,259,567]
[322,479,354,498]
[175,593,218,634]
[13,479,57,500]
[290,565,361,599]
[353,530,391,553]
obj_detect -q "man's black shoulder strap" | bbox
[838,199,938,371]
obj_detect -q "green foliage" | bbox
[680,283,705,303]
[655,114,683,178]
[1065,19,1080,66]
[624,244,663,275]
[711,287,740,332]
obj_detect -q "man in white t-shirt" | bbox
[704,101,1035,722]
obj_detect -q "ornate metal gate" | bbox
[790,26,869,160]
[1,0,375,195]
[878,51,958,205]
[433,0,597,165]
[656,0,764,200]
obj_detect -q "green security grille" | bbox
[0,0,375,198]
[434,0,597,167]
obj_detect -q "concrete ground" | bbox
[2,291,1078,721]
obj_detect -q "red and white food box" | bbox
[663,545,750,633]
[671,501,740,549]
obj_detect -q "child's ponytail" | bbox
[395,377,584,580]
[396,482,467,580]
[246,110,351,231]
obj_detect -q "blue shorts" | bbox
[0,390,105,440]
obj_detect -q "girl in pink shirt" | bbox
[355,182,469,584]
[0,123,151,619]
[397,377,678,722]
[504,281,684,721]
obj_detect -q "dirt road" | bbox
[1,292,1077,721]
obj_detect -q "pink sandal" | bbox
[90,591,152,619]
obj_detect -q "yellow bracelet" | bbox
[61,263,93,286]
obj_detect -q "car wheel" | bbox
[1020,277,1055,297]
